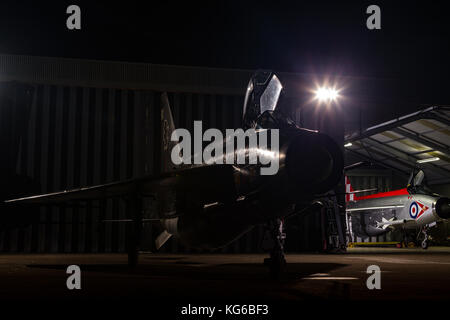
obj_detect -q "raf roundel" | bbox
[409,202,419,219]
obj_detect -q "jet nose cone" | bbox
[436,197,450,219]
[286,131,343,194]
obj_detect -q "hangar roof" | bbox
[345,106,450,185]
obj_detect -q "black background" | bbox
[0,1,450,114]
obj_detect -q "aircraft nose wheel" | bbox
[263,218,286,278]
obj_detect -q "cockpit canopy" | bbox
[243,71,283,129]
[407,169,439,196]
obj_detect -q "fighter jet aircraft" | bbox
[5,71,344,276]
[346,169,450,248]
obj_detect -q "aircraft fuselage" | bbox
[347,192,450,238]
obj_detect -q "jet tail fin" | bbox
[160,92,178,173]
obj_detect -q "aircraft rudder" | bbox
[160,92,178,173]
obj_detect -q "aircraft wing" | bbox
[4,179,139,205]
[4,164,236,206]
[4,90,237,208]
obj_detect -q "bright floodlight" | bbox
[314,87,339,102]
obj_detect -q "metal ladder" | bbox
[323,197,346,252]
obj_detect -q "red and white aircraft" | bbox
[345,169,450,248]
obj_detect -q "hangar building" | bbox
[0,54,448,253]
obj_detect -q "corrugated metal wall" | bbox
[1,85,143,252]
[0,83,277,253]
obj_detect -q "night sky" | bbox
[0,1,449,108]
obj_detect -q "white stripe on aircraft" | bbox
[346,205,404,212]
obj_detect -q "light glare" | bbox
[315,87,339,102]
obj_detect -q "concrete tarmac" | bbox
[0,247,449,304]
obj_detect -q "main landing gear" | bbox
[263,218,286,278]
[420,226,429,250]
